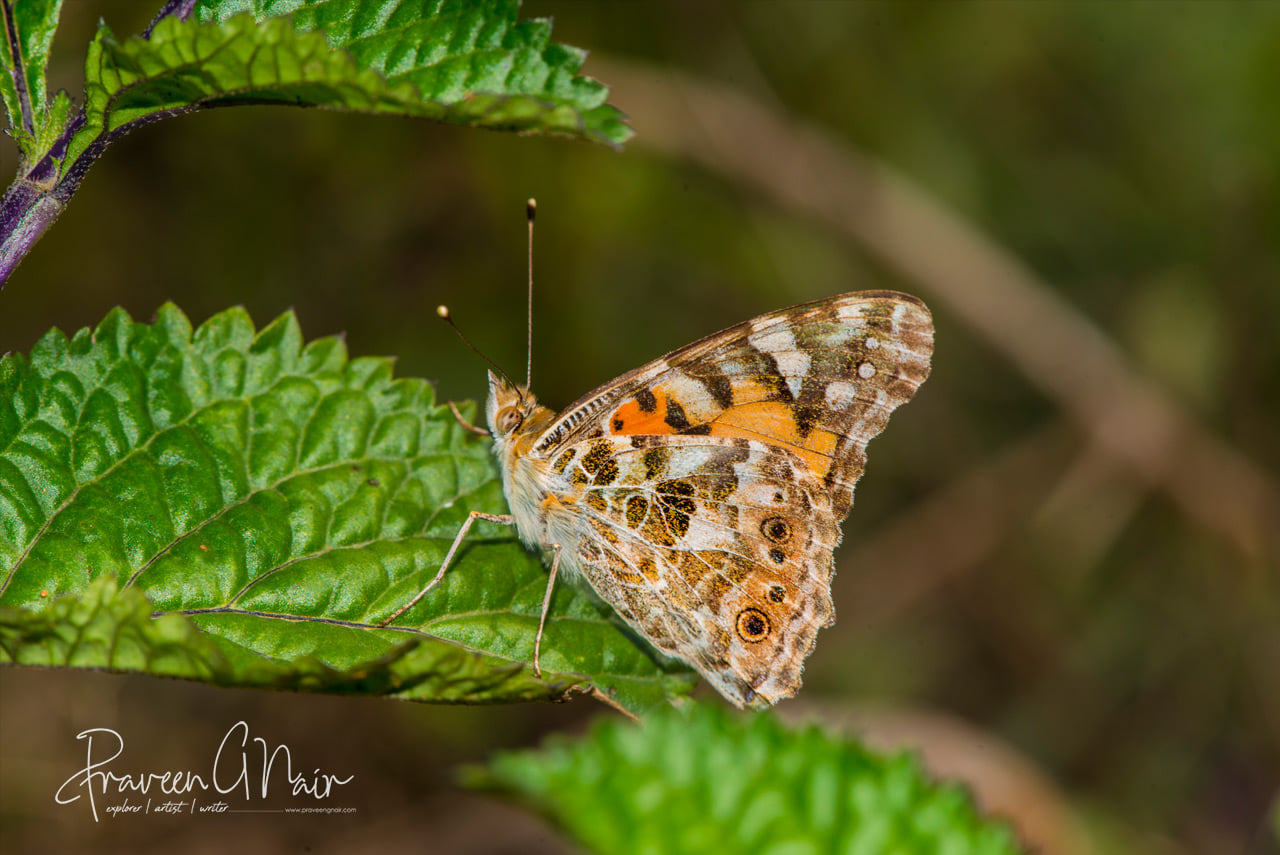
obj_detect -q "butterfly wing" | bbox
[533,291,933,519]
[548,433,838,707]
[533,291,933,707]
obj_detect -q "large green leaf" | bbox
[0,305,694,714]
[468,706,1024,855]
[62,1,629,172]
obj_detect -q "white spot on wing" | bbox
[664,372,719,421]
[835,302,867,322]
[865,336,880,350]
[749,326,808,399]
[825,381,857,409]
[857,362,877,379]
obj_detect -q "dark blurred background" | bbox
[2,2,1277,853]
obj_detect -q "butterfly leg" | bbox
[379,510,514,626]
[532,543,562,678]
[448,400,491,437]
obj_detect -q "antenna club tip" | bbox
[526,198,537,220]
[436,305,450,319]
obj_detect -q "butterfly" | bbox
[384,285,934,709]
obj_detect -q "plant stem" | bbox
[0,178,63,284]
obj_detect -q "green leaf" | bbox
[198,0,624,132]
[0,0,66,160]
[468,706,1024,855]
[62,1,629,172]
[0,305,694,715]
[30,87,71,153]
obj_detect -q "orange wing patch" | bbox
[706,403,838,479]
[608,385,839,480]
[608,388,691,436]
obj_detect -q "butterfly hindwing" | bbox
[554,433,839,707]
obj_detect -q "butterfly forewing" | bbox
[539,291,932,515]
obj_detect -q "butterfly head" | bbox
[486,370,553,446]
[486,370,531,435]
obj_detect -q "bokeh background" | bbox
[2,2,1278,853]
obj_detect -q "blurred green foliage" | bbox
[469,705,1021,854]
[1,2,1276,854]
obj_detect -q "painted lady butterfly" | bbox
[385,210,933,708]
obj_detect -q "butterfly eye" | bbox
[736,608,772,643]
[497,407,524,433]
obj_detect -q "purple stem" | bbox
[143,0,198,40]
[0,109,83,284]
[0,180,63,283]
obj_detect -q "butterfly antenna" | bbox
[436,305,523,402]
[525,198,536,390]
